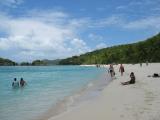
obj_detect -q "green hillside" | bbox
[0,58,17,66]
[42,59,61,65]
[20,59,60,66]
[59,33,160,65]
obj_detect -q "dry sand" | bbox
[49,63,160,120]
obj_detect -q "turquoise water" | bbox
[0,66,108,120]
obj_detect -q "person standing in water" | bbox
[109,64,115,77]
[119,64,125,76]
[12,78,19,88]
[20,78,27,87]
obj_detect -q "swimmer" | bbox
[12,78,19,88]
[20,78,27,87]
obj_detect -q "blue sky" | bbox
[0,0,160,62]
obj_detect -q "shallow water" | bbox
[0,66,109,120]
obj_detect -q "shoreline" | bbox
[48,63,160,120]
[35,68,111,120]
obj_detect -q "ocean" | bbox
[0,66,110,120]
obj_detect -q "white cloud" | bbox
[0,11,90,61]
[91,15,160,31]
[26,10,69,23]
[1,6,160,61]
[0,38,10,50]
[118,0,159,9]
[128,1,143,6]
[124,16,160,30]
[88,33,103,41]
[90,15,124,28]
[116,5,127,10]
[70,38,90,54]
[96,43,107,49]
[0,0,23,7]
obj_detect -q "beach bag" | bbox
[153,73,159,77]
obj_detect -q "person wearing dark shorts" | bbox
[119,64,125,76]
[108,64,114,77]
[121,72,135,85]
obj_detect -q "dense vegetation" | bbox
[0,58,17,66]
[0,58,60,66]
[31,60,47,66]
[0,33,160,66]
[20,60,47,66]
[20,62,32,66]
[59,33,160,65]
[42,59,61,65]
[20,59,60,66]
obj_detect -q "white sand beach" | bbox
[49,63,160,120]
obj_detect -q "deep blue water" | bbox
[0,66,107,120]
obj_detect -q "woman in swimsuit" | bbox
[121,72,135,85]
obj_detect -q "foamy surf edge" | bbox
[34,71,111,120]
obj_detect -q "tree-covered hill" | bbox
[20,59,61,66]
[59,33,160,65]
[0,58,17,66]
[42,59,61,65]
[0,33,160,66]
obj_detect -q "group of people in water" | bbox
[108,64,135,85]
[12,78,27,88]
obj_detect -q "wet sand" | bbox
[48,63,160,120]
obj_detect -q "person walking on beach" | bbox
[12,78,19,88]
[140,63,142,67]
[119,64,125,76]
[20,78,27,87]
[121,72,135,85]
[146,61,149,66]
[109,64,115,77]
